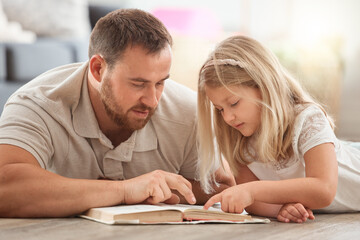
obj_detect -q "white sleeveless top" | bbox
[247,105,360,213]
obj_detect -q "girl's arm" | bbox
[236,161,314,222]
[205,143,338,216]
[235,163,283,217]
[226,163,315,223]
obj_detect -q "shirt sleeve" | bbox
[0,103,54,168]
[296,105,337,157]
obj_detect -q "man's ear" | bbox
[89,54,106,83]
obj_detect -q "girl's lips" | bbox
[234,122,244,129]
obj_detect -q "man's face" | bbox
[99,45,172,132]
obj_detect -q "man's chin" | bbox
[128,118,150,131]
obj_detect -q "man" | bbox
[0,9,234,217]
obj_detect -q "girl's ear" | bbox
[89,54,106,83]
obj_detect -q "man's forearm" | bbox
[0,163,123,217]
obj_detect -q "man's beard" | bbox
[100,77,155,132]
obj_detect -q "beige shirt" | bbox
[0,62,198,180]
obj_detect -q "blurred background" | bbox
[1,0,359,140]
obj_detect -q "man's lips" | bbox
[132,109,150,118]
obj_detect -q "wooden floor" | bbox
[1,212,360,240]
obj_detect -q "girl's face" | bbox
[205,84,262,137]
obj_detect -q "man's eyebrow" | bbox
[129,74,170,83]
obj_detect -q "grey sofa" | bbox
[0,4,119,113]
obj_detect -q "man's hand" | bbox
[277,203,315,223]
[122,170,196,205]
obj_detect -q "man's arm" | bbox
[0,144,121,217]
[0,144,196,217]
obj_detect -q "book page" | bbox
[87,204,180,215]
[85,203,224,215]
[80,204,184,224]
[80,203,270,224]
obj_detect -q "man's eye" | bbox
[132,83,145,88]
[156,81,165,87]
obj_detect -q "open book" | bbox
[80,203,270,224]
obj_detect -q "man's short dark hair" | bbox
[88,8,173,68]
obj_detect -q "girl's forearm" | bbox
[245,201,282,218]
[245,177,336,209]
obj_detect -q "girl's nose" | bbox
[222,109,235,124]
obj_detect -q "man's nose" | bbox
[141,86,159,108]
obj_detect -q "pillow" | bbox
[0,0,36,42]
[1,0,91,39]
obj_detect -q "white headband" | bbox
[202,59,246,73]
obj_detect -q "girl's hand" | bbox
[204,185,253,213]
[277,203,315,223]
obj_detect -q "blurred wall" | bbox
[90,0,360,140]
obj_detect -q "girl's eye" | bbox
[230,101,239,107]
[216,108,223,113]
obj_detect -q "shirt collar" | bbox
[72,63,101,139]
[133,120,158,152]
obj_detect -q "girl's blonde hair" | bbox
[197,35,334,193]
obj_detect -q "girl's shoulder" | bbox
[294,104,329,126]
[293,104,336,157]
[294,103,322,115]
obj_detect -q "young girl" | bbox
[198,35,360,223]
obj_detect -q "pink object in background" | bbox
[152,7,222,39]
